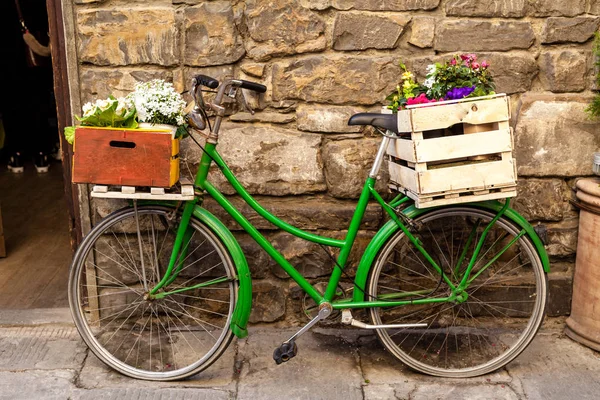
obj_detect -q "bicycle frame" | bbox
[147,136,528,312]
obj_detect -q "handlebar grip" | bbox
[194,74,219,89]
[238,79,267,93]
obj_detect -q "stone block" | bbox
[505,334,600,400]
[322,138,388,198]
[232,232,271,279]
[514,94,600,177]
[526,0,586,17]
[331,0,440,11]
[0,370,76,399]
[240,63,265,78]
[180,125,326,195]
[547,273,573,316]
[272,56,399,105]
[269,233,334,279]
[435,20,535,52]
[445,0,526,17]
[296,104,364,133]
[541,17,600,44]
[539,50,588,92]
[229,112,295,124]
[236,328,363,399]
[409,17,435,48]
[202,195,383,231]
[481,52,538,94]
[332,12,410,51]
[77,8,179,66]
[512,179,566,222]
[184,2,245,66]
[0,326,86,370]
[244,0,326,61]
[249,280,286,323]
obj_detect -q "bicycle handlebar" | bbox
[193,74,219,89]
[235,79,267,93]
[188,75,267,137]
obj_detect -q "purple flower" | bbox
[445,85,476,100]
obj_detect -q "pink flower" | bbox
[481,61,489,68]
[460,53,478,67]
[472,62,480,69]
[450,58,457,65]
[406,93,443,106]
[406,94,427,105]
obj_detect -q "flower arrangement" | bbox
[64,96,136,144]
[64,79,188,145]
[385,54,496,113]
[125,79,188,137]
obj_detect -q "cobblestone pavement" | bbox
[0,309,598,400]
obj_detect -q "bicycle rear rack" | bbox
[90,179,195,201]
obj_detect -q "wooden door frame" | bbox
[47,0,82,250]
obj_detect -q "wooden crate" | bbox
[387,94,517,208]
[72,126,180,188]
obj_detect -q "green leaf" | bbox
[64,126,75,145]
[175,125,189,139]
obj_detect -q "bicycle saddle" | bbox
[348,113,398,134]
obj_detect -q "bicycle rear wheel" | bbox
[367,206,547,377]
[68,205,238,381]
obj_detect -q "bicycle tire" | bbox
[68,205,238,381]
[366,206,547,377]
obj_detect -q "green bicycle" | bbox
[68,75,549,381]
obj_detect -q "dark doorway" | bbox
[0,0,71,308]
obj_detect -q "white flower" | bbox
[125,79,187,127]
[82,102,95,117]
[115,97,129,115]
[423,77,436,89]
[426,64,437,74]
[96,99,112,111]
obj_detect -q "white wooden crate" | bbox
[386,94,517,208]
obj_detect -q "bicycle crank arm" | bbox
[341,310,427,329]
[285,303,332,345]
[273,303,332,365]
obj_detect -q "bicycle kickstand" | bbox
[273,303,332,365]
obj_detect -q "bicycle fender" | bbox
[193,206,252,339]
[352,200,550,303]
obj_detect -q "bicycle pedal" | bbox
[273,341,297,365]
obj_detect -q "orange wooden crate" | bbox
[72,126,180,188]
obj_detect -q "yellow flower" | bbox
[402,71,414,81]
[403,80,412,89]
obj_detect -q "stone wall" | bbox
[72,0,600,324]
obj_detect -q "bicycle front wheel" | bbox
[367,206,547,377]
[68,205,238,381]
